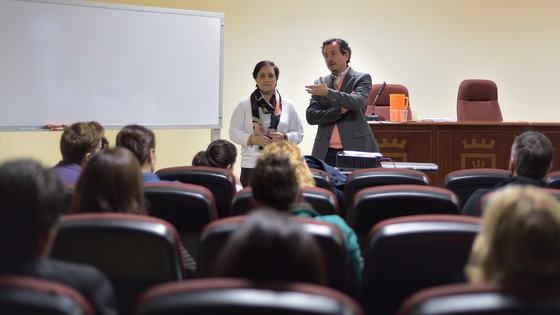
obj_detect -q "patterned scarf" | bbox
[250,88,282,132]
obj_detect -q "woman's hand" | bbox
[267,131,286,142]
[250,134,272,147]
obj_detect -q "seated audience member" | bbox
[52,121,105,185]
[192,139,242,191]
[69,147,196,275]
[115,124,164,182]
[250,150,363,296]
[212,209,326,285]
[462,131,554,216]
[465,185,560,289]
[260,141,315,187]
[0,159,118,315]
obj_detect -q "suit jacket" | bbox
[306,67,379,160]
[2,258,118,315]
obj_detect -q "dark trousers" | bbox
[240,167,254,188]
[325,148,343,168]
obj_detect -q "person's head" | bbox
[192,139,237,170]
[261,141,315,187]
[465,185,560,289]
[252,60,279,96]
[60,121,105,166]
[322,38,351,76]
[70,147,146,215]
[212,208,326,285]
[509,131,553,179]
[0,159,66,267]
[251,153,300,210]
[116,124,157,173]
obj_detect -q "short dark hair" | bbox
[60,121,104,164]
[252,60,280,81]
[511,131,554,179]
[116,124,156,165]
[192,139,237,169]
[251,153,299,210]
[212,209,326,285]
[322,38,352,64]
[0,159,65,266]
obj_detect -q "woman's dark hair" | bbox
[252,60,279,80]
[251,153,299,210]
[212,209,326,285]
[192,139,237,169]
[70,147,147,215]
[116,124,156,166]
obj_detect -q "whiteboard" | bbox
[0,0,224,129]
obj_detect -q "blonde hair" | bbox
[465,185,560,289]
[260,141,315,187]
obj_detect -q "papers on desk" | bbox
[421,118,457,122]
[380,161,438,172]
[341,150,383,158]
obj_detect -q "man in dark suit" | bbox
[462,131,554,216]
[0,159,118,315]
[306,38,379,166]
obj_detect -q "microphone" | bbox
[366,82,386,121]
[372,81,386,106]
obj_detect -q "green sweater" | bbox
[290,205,363,297]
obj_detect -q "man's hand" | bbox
[305,77,329,97]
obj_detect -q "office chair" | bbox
[457,79,503,121]
[155,166,237,219]
[366,83,412,121]
[361,214,481,315]
[197,215,350,293]
[0,275,94,315]
[442,168,511,209]
[136,278,364,315]
[399,283,560,315]
[50,213,185,315]
[342,168,429,218]
[144,181,217,258]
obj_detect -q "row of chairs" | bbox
[47,212,481,315]
[366,79,503,122]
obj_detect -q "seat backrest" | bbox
[51,213,185,315]
[457,79,503,121]
[348,185,461,247]
[0,275,95,315]
[144,181,217,258]
[155,166,237,218]
[442,168,511,209]
[231,187,339,216]
[362,215,481,315]
[137,278,364,315]
[367,83,411,121]
[544,171,560,189]
[197,216,350,293]
[310,168,335,192]
[399,283,560,315]
[342,168,429,218]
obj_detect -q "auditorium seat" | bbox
[144,181,217,258]
[457,79,503,121]
[51,213,185,315]
[310,168,335,192]
[136,278,364,315]
[231,186,339,216]
[197,216,350,293]
[366,83,411,121]
[342,168,429,218]
[0,275,94,315]
[155,166,237,218]
[361,214,481,315]
[544,171,560,189]
[398,283,560,315]
[442,168,510,209]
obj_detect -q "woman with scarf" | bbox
[229,60,304,187]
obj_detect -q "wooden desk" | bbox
[369,121,560,186]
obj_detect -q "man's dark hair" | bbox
[322,38,352,64]
[251,153,299,210]
[0,159,65,267]
[511,131,554,179]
